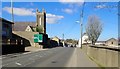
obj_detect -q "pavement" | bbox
[24,46,48,53]
[66,48,98,67]
[2,47,99,67]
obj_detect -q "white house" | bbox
[25,26,34,32]
[77,33,91,47]
[95,41,106,45]
[106,38,118,46]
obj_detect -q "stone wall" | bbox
[82,45,120,67]
[13,31,39,47]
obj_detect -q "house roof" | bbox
[0,18,14,24]
[106,38,117,42]
[51,36,60,40]
[29,25,36,31]
[13,22,36,31]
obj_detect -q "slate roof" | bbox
[106,38,117,42]
[13,22,36,31]
[0,18,14,24]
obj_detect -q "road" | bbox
[2,47,98,67]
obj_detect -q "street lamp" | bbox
[76,2,85,49]
[11,0,14,31]
[11,0,14,23]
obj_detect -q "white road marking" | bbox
[23,52,31,54]
[15,62,22,66]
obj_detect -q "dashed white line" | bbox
[15,62,22,66]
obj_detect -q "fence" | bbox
[2,39,23,45]
[2,39,25,55]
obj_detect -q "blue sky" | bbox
[2,2,118,40]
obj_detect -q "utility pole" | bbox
[63,34,65,47]
[80,2,85,49]
[11,0,14,30]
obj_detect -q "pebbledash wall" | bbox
[13,31,40,47]
[82,45,120,68]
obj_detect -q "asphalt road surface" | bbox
[2,47,98,67]
[2,47,75,67]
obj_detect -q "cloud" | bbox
[95,5,107,9]
[46,13,64,24]
[75,20,80,23]
[59,0,84,14]
[95,4,118,9]
[3,7,64,24]
[62,8,73,14]
[3,7,35,16]
[59,0,84,6]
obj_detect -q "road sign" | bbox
[34,34,43,43]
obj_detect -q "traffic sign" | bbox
[34,34,43,43]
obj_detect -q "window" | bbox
[39,17,42,25]
[111,42,113,44]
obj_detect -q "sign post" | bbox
[34,34,43,43]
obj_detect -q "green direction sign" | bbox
[34,34,43,43]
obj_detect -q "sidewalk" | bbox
[23,46,48,54]
[25,46,47,52]
[66,48,99,67]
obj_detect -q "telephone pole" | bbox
[11,0,14,30]
[63,34,65,47]
[80,2,85,49]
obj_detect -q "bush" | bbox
[36,26,43,33]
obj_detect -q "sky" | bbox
[1,2,118,41]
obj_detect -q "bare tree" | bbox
[86,15,103,45]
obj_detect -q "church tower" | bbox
[36,8,46,34]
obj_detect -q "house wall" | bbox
[2,22,12,39]
[95,42,106,45]
[13,31,39,47]
[25,26,33,32]
[106,39,118,46]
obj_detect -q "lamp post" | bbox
[76,2,85,49]
[80,20,83,49]
[63,34,65,47]
[11,0,14,22]
[11,0,14,30]
[80,2,85,49]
